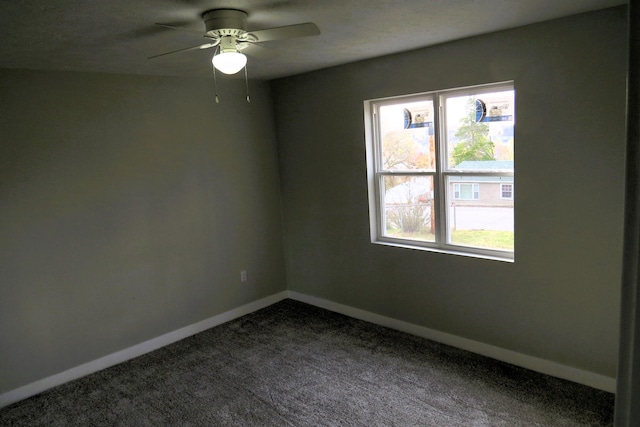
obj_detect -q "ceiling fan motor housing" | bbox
[203,9,248,38]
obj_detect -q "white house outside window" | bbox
[364,82,515,260]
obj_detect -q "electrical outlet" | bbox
[240,270,248,282]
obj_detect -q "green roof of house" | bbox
[449,160,514,182]
[449,175,514,182]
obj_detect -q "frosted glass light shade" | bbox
[212,52,247,75]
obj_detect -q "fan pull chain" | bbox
[212,65,220,103]
[244,65,250,103]
[212,47,220,103]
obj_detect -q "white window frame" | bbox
[500,183,514,200]
[453,183,480,200]
[364,82,514,261]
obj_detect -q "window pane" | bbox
[453,183,478,200]
[382,175,435,242]
[501,184,513,199]
[447,176,514,251]
[445,91,514,171]
[379,101,435,171]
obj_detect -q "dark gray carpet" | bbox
[0,299,614,426]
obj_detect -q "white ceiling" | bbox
[0,0,626,81]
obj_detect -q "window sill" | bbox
[372,240,514,263]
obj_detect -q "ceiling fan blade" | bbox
[238,42,274,59]
[148,42,219,60]
[248,22,320,43]
[155,23,204,36]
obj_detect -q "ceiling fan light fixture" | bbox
[149,9,320,97]
[212,51,247,74]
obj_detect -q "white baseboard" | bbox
[0,291,288,409]
[1,289,616,409]
[286,291,617,393]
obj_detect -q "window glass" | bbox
[445,91,515,171]
[442,89,514,253]
[382,176,435,242]
[379,101,435,171]
[366,82,515,260]
[501,184,514,199]
[447,179,514,251]
[453,183,480,200]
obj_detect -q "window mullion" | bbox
[433,96,447,247]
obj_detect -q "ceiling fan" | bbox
[149,9,320,75]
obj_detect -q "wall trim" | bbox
[0,291,288,409]
[286,291,617,393]
[1,289,615,409]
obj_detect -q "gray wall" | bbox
[272,7,627,378]
[0,70,286,393]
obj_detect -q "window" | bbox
[501,184,514,200]
[453,183,479,200]
[364,82,515,260]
